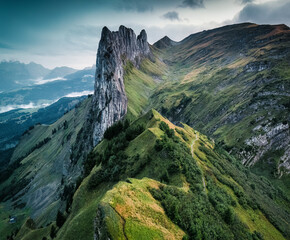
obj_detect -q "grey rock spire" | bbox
[92,25,152,145]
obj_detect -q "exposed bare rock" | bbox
[92,26,152,145]
[243,123,290,174]
[244,61,271,72]
[278,147,290,177]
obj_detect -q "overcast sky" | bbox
[0,0,289,69]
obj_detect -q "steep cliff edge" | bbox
[92,25,152,145]
[0,26,156,238]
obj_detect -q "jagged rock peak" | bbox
[98,25,152,66]
[92,25,152,145]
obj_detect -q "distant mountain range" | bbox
[0,63,95,113]
[43,66,78,80]
[0,61,78,92]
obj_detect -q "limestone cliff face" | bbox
[92,25,152,145]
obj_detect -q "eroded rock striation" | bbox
[92,25,152,145]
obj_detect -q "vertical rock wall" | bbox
[92,25,152,145]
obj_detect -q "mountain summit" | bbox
[92,26,152,145]
[153,36,177,49]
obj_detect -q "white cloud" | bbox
[34,77,67,85]
[0,102,50,113]
[64,91,94,98]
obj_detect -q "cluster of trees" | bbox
[31,137,51,152]
[175,128,189,142]
[103,119,129,140]
[49,210,66,239]
[151,184,264,240]
[103,119,145,142]
[52,128,57,135]
[63,120,68,130]
[155,121,202,189]
[0,159,21,186]
[22,125,35,136]
[159,121,175,138]
[151,186,232,239]
[87,120,145,190]
[149,122,271,239]
[56,210,66,228]
[198,143,290,238]
[84,119,289,239]
[50,225,56,239]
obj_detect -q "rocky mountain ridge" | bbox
[92,25,152,145]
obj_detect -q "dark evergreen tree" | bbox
[50,225,56,239]
[56,211,66,228]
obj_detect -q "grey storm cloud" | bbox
[235,0,290,26]
[116,0,153,12]
[162,11,181,21]
[0,0,183,50]
[240,0,254,4]
[181,0,205,9]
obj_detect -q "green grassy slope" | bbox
[150,23,290,178]
[48,109,289,240]
[0,97,94,238]
[98,178,185,240]
[124,57,167,120]
[14,218,52,240]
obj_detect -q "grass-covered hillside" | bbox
[124,56,167,120]
[150,23,290,178]
[0,96,94,239]
[0,96,88,165]
[19,109,289,240]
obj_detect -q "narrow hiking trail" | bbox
[190,134,206,192]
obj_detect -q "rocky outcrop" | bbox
[94,202,127,240]
[279,148,290,176]
[92,26,152,145]
[94,205,111,240]
[242,122,290,175]
[244,61,271,72]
